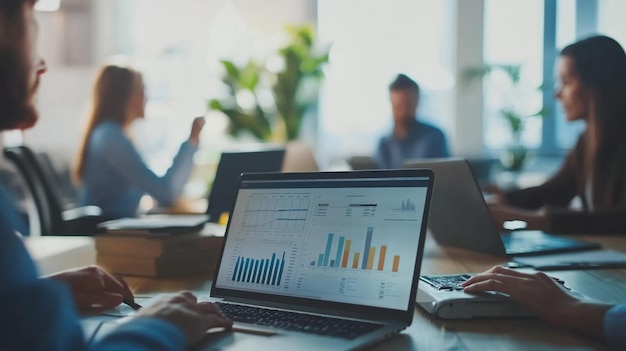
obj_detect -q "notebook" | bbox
[208,169,434,350]
[403,158,600,257]
[206,149,286,223]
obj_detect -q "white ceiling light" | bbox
[35,0,61,12]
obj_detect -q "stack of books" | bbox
[95,225,224,277]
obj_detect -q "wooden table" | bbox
[29,233,626,350]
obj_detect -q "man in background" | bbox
[374,73,449,169]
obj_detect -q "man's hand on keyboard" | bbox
[135,291,233,344]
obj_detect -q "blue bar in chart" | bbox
[323,234,334,266]
[277,254,285,285]
[231,251,286,286]
[361,227,374,269]
[334,237,345,268]
[401,198,415,211]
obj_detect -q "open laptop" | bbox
[403,158,600,257]
[206,149,286,223]
[209,169,434,350]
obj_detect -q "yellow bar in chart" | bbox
[392,255,400,272]
[378,245,387,271]
[341,240,351,268]
[352,252,360,269]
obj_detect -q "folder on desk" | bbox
[513,250,626,270]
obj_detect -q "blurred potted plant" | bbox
[209,25,330,142]
[463,64,547,172]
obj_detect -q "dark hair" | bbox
[561,35,626,207]
[74,65,141,182]
[389,73,420,96]
[0,0,37,130]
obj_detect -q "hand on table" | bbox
[46,265,134,310]
[134,291,232,344]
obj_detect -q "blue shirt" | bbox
[374,119,449,169]
[605,304,626,348]
[0,185,186,350]
[79,121,197,218]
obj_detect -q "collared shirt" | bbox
[374,119,449,169]
[79,121,197,218]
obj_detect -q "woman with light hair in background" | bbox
[75,64,205,218]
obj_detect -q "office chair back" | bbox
[4,146,57,235]
[4,145,105,235]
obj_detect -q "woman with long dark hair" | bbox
[75,65,204,218]
[489,35,626,234]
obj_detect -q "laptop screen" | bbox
[213,171,432,312]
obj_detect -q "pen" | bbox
[122,297,143,310]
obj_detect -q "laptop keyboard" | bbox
[420,274,471,291]
[215,302,383,339]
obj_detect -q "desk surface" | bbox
[30,233,626,350]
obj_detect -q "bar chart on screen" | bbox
[306,226,402,273]
[226,239,298,290]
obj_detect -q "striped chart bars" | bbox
[232,251,286,286]
[310,227,401,273]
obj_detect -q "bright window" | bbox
[555,0,585,149]
[483,0,544,151]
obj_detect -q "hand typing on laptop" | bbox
[134,291,233,344]
[462,266,612,341]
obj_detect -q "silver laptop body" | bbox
[209,169,434,349]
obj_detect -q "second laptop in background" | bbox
[206,149,286,223]
[403,158,600,256]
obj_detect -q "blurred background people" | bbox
[74,65,205,218]
[374,73,449,169]
[487,35,626,234]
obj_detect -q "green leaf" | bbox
[220,60,240,81]
[501,108,523,134]
[208,99,222,110]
